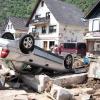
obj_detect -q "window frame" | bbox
[42,26,46,34]
[46,12,50,19]
[41,1,44,7]
[32,27,37,33]
[49,25,57,33]
[49,41,55,48]
[92,19,100,32]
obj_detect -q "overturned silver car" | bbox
[0,33,73,74]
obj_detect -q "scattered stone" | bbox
[14,95,28,100]
[50,84,74,100]
[79,93,91,100]
[93,89,100,96]
[28,93,37,100]
[45,80,53,92]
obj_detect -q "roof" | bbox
[26,0,86,27]
[85,0,100,19]
[8,17,28,31]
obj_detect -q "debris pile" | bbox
[0,57,100,100]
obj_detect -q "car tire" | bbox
[19,34,34,54]
[1,32,14,40]
[64,54,73,69]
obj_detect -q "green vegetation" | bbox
[0,0,99,24]
[0,0,36,24]
[65,0,98,12]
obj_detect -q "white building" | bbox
[2,17,28,39]
[84,1,100,56]
[26,0,87,50]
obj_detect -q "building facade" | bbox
[27,0,87,50]
[4,17,28,39]
[84,1,100,56]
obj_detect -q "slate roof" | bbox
[9,17,28,31]
[26,0,86,27]
[85,0,100,19]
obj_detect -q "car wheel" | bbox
[64,54,73,69]
[19,34,34,54]
[1,32,14,40]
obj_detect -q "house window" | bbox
[49,41,55,48]
[43,41,48,50]
[94,42,100,51]
[49,25,56,33]
[46,12,50,19]
[41,1,44,7]
[35,15,40,19]
[42,26,46,34]
[32,27,37,33]
[92,19,100,31]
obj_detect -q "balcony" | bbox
[31,17,50,26]
[84,31,100,40]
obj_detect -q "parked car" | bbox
[0,33,73,74]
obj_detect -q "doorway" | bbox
[43,41,48,50]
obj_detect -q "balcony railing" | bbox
[31,17,50,26]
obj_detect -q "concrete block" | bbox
[50,84,73,100]
[88,62,100,79]
[53,73,87,86]
[21,75,51,93]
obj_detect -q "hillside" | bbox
[0,0,36,24]
[65,0,97,12]
[0,0,98,25]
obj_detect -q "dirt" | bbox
[64,78,100,99]
[0,84,52,100]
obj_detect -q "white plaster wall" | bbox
[28,1,59,50]
[59,24,86,43]
[32,1,59,36]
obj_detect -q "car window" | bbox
[64,43,76,49]
[77,43,86,49]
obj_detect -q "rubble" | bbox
[50,84,74,100]
[21,74,52,93]
[53,73,87,87]
[0,55,100,100]
[88,62,100,79]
